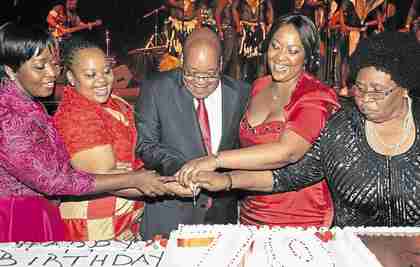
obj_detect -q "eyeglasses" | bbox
[351,83,399,101]
[183,70,220,82]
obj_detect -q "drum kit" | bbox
[127,2,217,77]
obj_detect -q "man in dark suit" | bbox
[135,27,251,240]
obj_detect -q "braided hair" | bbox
[61,35,101,72]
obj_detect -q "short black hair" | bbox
[350,31,420,93]
[262,13,320,74]
[0,22,52,80]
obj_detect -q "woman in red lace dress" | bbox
[52,38,145,240]
[53,38,192,240]
[177,14,340,227]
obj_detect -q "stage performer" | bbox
[338,0,384,91]
[215,0,239,78]
[46,0,87,39]
[165,0,201,58]
[232,0,274,82]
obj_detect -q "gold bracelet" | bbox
[225,172,233,191]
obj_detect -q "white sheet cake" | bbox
[160,225,384,267]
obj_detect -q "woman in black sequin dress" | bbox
[191,31,420,227]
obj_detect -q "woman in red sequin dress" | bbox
[177,14,340,227]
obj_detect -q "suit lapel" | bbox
[219,77,240,151]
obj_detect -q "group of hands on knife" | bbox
[134,155,230,201]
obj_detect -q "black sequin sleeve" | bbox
[272,131,326,193]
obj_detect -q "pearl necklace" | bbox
[365,99,413,152]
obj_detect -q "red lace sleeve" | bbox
[285,78,340,144]
[54,101,112,157]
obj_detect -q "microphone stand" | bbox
[154,8,159,47]
[181,1,186,58]
[105,29,117,66]
[143,6,165,49]
[105,29,111,57]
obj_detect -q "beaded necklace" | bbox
[365,98,413,153]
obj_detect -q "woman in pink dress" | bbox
[0,22,171,242]
[177,14,340,227]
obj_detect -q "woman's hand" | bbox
[176,156,218,187]
[114,188,144,198]
[116,161,133,171]
[130,169,169,197]
[192,171,231,192]
[164,182,195,197]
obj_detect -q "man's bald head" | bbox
[183,27,222,63]
[182,28,222,99]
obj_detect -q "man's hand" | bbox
[192,171,231,192]
[176,156,218,187]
